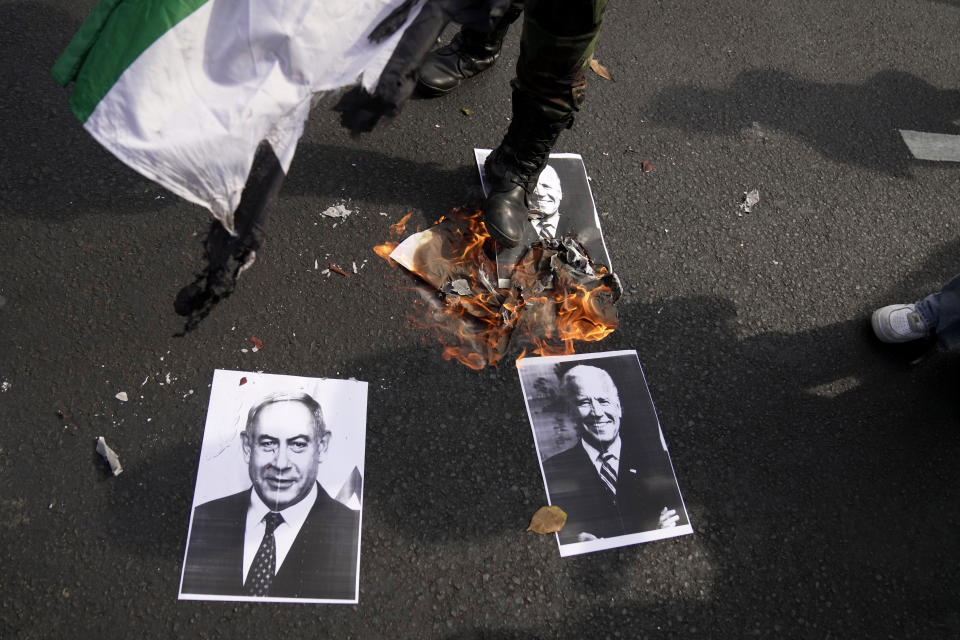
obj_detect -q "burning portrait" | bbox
[376,205,621,369]
[474,150,613,288]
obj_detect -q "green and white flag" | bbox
[53,0,423,232]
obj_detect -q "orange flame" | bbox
[374,206,617,369]
[389,213,413,236]
[373,242,398,262]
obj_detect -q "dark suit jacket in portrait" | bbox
[543,438,686,545]
[180,483,359,600]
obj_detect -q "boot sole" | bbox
[483,221,522,249]
[415,79,457,97]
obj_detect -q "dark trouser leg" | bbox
[514,0,608,120]
[482,0,607,247]
[231,140,285,253]
[175,141,285,331]
[916,273,960,349]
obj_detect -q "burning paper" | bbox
[518,351,693,557]
[95,437,123,476]
[179,370,366,604]
[378,206,620,369]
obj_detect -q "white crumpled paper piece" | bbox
[321,204,353,219]
[739,189,760,213]
[96,437,123,476]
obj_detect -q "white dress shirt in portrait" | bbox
[532,212,560,238]
[242,483,318,583]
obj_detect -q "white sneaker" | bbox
[871,304,931,343]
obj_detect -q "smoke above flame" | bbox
[375,207,619,369]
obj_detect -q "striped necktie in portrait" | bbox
[245,511,284,596]
[599,452,618,495]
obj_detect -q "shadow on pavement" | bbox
[0,2,168,220]
[644,69,960,177]
[90,293,958,636]
[288,141,484,226]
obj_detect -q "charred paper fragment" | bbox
[739,189,760,213]
[443,279,472,296]
[95,436,123,476]
[527,505,567,534]
[476,263,498,294]
[602,272,624,303]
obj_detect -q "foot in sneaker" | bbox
[871,303,931,343]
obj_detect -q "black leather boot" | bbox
[417,4,523,96]
[483,90,573,247]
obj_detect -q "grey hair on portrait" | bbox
[538,164,562,197]
[245,391,326,439]
[559,364,620,402]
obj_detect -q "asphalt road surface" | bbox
[2,1,960,638]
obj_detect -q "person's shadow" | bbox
[91,232,960,635]
[644,69,960,176]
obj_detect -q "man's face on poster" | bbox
[532,165,562,216]
[241,400,330,511]
[565,366,622,450]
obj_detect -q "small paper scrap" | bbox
[95,437,123,476]
[321,204,352,219]
[739,189,760,213]
[115,392,128,402]
[527,505,567,534]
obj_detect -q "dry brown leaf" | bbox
[239,377,247,386]
[641,160,654,173]
[589,58,613,81]
[250,336,264,349]
[526,505,567,534]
